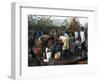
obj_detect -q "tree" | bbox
[28,15,37,31]
[28,15,53,31]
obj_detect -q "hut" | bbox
[66,17,80,36]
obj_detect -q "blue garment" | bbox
[52,43,62,53]
[37,31,43,38]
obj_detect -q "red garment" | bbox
[33,48,41,55]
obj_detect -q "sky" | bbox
[31,15,88,27]
[50,16,88,26]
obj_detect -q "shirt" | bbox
[74,31,79,39]
[59,36,69,50]
[80,31,85,43]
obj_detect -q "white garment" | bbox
[45,48,51,59]
[59,35,69,50]
[74,31,79,39]
[64,33,70,40]
[80,31,85,43]
[64,33,70,49]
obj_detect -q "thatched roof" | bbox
[66,17,80,33]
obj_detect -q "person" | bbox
[80,27,85,43]
[59,35,68,50]
[33,47,43,65]
[74,29,79,40]
[74,37,81,56]
[37,31,50,48]
[63,31,70,50]
[51,39,62,59]
[80,26,86,58]
[37,31,43,38]
[69,33,74,52]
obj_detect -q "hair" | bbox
[44,31,48,35]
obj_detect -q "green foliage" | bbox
[28,15,53,31]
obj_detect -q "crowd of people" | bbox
[28,26,88,66]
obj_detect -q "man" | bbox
[80,27,86,58]
[74,29,79,40]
